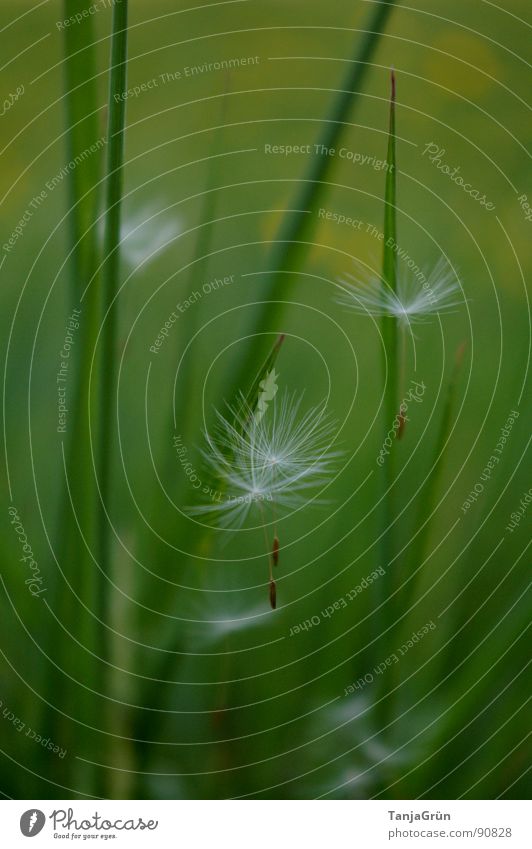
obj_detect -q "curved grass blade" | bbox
[227,0,400,399]
[406,341,466,603]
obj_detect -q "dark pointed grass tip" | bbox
[270,333,286,366]
[269,579,277,610]
[272,536,280,567]
[390,66,396,101]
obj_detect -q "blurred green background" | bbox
[1,0,530,799]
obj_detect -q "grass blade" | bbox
[84,0,130,798]
[382,342,466,744]
[60,2,103,640]
[233,333,285,430]
[228,0,399,398]
[62,3,103,278]
[97,0,129,659]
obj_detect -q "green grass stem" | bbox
[404,341,466,606]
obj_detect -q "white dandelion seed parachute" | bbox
[337,255,462,326]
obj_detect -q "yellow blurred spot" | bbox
[425,32,502,99]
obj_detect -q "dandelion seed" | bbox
[338,255,462,327]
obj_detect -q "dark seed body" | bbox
[272,536,280,566]
[397,411,406,440]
